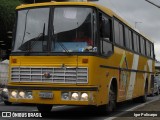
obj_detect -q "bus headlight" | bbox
[80,93,88,101]
[61,92,69,100]
[11,90,18,98]
[26,91,33,99]
[71,92,79,100]
[2,88,8,93]
[18,91,25,98]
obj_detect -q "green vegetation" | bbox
[0,0,51,56]
[0,0,22,51]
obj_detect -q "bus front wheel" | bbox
[106,84,116,112]
[4,101,12,105]
[99,83,116,113]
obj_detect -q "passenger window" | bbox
[133,32,140,53]
[119,24,124,46]
[99,13,113,56]
[146,40,151,57]
[114,20,120,45]
[124,27,132,50]
[151,43,154,58]
[114,20,124,47]
[101,40,112,55]
[140,37,146,55]
[100,13,111,40]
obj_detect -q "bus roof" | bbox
[16,1,153,43]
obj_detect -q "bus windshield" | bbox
[13,7,96,53]
[13,7,50,52]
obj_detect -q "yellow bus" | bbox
[8,0,155,112]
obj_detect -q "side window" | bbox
[114,20,119,44]
[128,30,132,49]
[136,34,140,53]
[99,13,113,56]
[133,33,137,52]
[146,40,151,57]
[133,32,140,53]
[124,27,132,50]
[119,24,124,46]
[114,19,124,47]
[101,40,112,55]
[140,37,146,55]
[124,27,129,48]
[150,43,154,58]
[100,14,111,39]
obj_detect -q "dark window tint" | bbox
[146,40,151,57]
[100,14,111,39]
[101,40,112,56]
[114,20,124,47]
[151,43,154,58]
[119,24,124,46]
[124,27,132,50]
[114,20,119,44]
[140,37,145,55]
[133,32,140,53]
[100,13,113,56]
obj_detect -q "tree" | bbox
[0,0,51,59]
[0,0,22,59]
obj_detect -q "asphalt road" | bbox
[0,95,159,120]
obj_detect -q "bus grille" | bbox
[11,67,88,84]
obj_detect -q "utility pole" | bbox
[145,0,160,8]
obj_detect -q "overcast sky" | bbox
[95,0,160,61]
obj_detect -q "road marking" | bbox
[104,97,160,120]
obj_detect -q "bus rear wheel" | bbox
[139,83,148,103]
[37,104,53,113]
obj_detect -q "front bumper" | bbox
[8,86,98,105]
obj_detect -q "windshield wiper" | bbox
[52,26,72,55]
[56,41,72,55]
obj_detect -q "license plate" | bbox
[39,92,53,99]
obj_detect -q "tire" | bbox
[151,91,154,97]
[99,83,116,113]
[37,104,53,113]
[106,84,116,112]
[4,101,12,105]
[156,90,159,95]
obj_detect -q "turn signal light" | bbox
[82,58,88,63]
[12,58,17,63]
